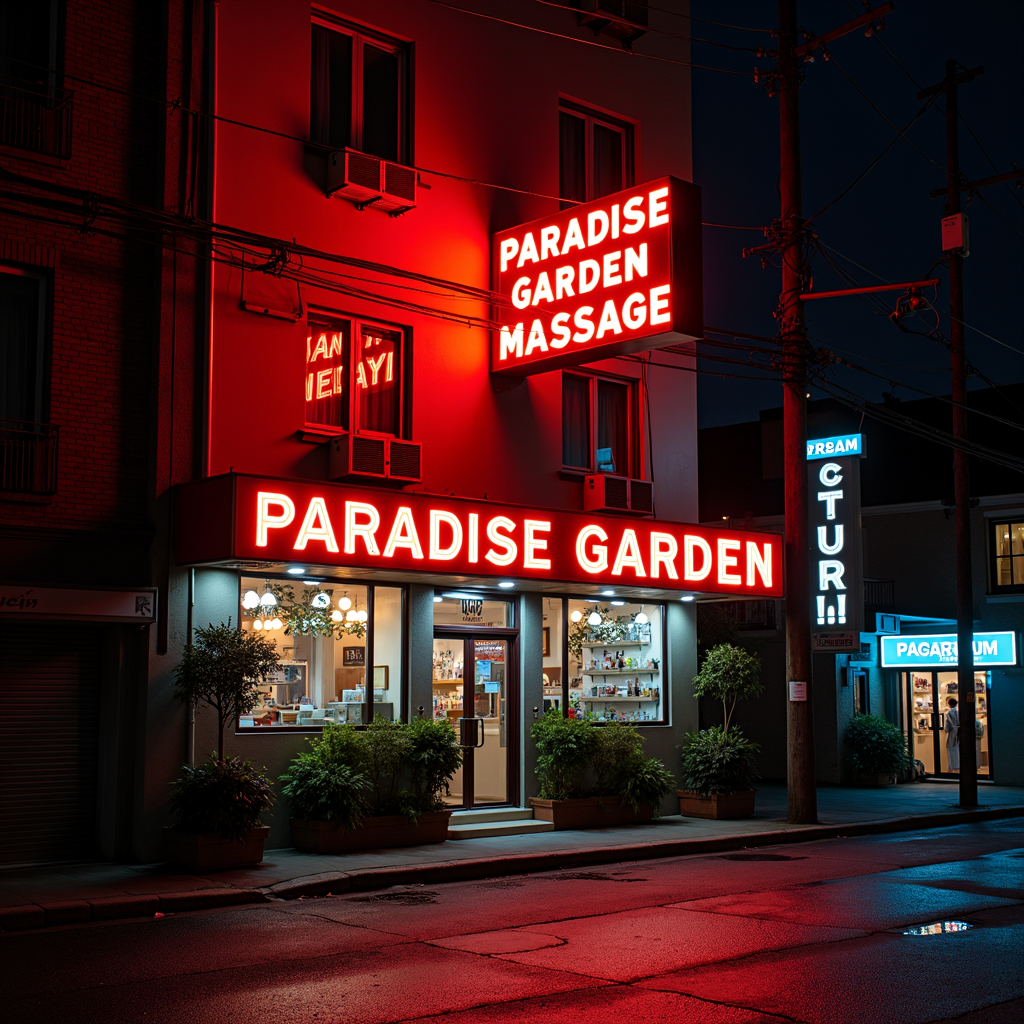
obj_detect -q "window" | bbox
[559,101,634,207]
[305,316,406,437]
[562,371,639,476]
[1,267,49,425]
[310,19,410,164]
[991,519,1024,590]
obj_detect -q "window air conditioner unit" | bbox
[574,1,649,47]
[328,433,422,484]
[583,474,654,517]
[325,149,417,215]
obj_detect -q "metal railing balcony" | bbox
[864,578,895,609]
[0,75,73,159]
[0,418,59,495]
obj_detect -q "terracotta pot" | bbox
[162,826,270,871]
[528,796,654,830]
[290,809,452,853]
[676,789,756,820]
[852,771,894,788]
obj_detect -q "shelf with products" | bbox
[579,696,657,703]
[432,678,463,686]
[581,640,647,649]
[583,669,656,677]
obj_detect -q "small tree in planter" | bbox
[165,621,280,869]
[679,643,763,819]
[844,714,912,786]
[281,718,462,853]
[529,713,675,829]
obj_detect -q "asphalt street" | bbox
[6,819,1024,1024]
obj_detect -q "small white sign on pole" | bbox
[789,680,808,702]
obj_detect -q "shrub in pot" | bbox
[529,713,674,828]
[679,643,763,818]
[281,717,462,852]
[844,713,912,786]
[166,621,280,869]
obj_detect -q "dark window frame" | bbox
[561,370,642,478]
[305,311,410,440]
[0,263,51,427]
[558,98,635,207]
[310,14,412,165]
[989,518,1024,593]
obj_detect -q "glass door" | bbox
[432,635,512,807]
[903,671,991,777]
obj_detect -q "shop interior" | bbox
[237,577,403,728]
[902,670,991,776]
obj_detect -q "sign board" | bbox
[807,436,864,643]
[491,176,702,375]
[0,585,157,623]
[177,474,784,598]
[813,631,859,652]
[880,632,1017,668]
[789,680,807,702]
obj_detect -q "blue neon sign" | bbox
[806,434,863,460]
[880,632,1017,668]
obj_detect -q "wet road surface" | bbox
[6,819,1024,1023]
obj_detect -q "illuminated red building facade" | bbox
[2,1,782,862]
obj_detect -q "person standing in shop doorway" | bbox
[945,698,960,772]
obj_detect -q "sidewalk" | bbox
[3,782,1022,931]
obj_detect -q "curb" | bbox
[4,804,1022,931]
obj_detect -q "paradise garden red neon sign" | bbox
[177,475,782,598]
[491,176,702,375]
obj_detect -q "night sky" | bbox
[689,0,1023,427]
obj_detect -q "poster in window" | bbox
[342,645,366,667]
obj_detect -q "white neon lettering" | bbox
[344,501,380,556]
[624,243,647,282]
[511,277,531,309]
[532,271,554,305]
[540,225,560,261]
[819,462,843,487]
[588,209,609,246]
[602,250,622,288]
[555,265,575,299]
[684,535,712,580]
[316,368,332,399]
[622,292,646,330]
[365,352,387,386]
[596,300,623,339]
[499,323,524,360]
[650,532,679,579]
[576,525,608,573]
[499,237,519,273]
[717,538,742,584]
[561,218,585,254]
[468,512,479,563]
[485,516,517,566]
[745,542,772,588]
[294,497,339,552]
[622,195,645,234]
[611,203,620,238]
[525,320,549,355]
[573,307,595,343]
[650,285,671,325]
[383,506,424,559]
[256,492,295,547]
[579,259,600,294]
[517,231,539,267]
[817,525,844,555]
[429,510,462,560]
[649,186,669,227]
[612,529,647,577]
[523,519,552,569]
[818,490,843,519]
[550,312,571,348]
[819,559,846,590]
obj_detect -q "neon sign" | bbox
[491,176,703,375]
[177,475,782,597]
[880,632,1017,668]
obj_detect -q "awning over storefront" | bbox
[176,474,784,600]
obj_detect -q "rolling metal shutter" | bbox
[0,623,102,865]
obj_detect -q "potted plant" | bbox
[165,621,279,869]
[678,643,763,818]
[281,717,461,853]
[529,714,675,829]
[844,713,913,787]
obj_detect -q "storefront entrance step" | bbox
[450,807,538,825]
[448,819,555,840]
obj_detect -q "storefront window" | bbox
[433,594,511,628]
[902,670,990,776]
[355,324,401,436]
[237,577,403,729]
[565,598,664,723]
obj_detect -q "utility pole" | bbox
[778,0,816,824]
[918,62,984,808]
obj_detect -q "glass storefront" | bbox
[901,670,991,777]
[237,576,403,728]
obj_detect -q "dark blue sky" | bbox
[690,0,1023,427]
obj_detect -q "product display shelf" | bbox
[583,669,656,676]
[433,678,462,685]
[581,640,646,649]
[580,695,657,703]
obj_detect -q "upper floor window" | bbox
[991,519,1024,591]
[0,0,62,90]
[559,101,634,207]
[306,315,405,437]
[0,266,49,425]
[310,19,410,164]
[562,371,639,477]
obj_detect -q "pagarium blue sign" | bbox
[880,632,1018,668]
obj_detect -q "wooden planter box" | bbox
[291,809,452,853]
[163,826,270,871]
[852,771,894,788]
[529,796,654,830]
[677,789,756,820]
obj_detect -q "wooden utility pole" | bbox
[778,0,816,824]
[918,61,984,807]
